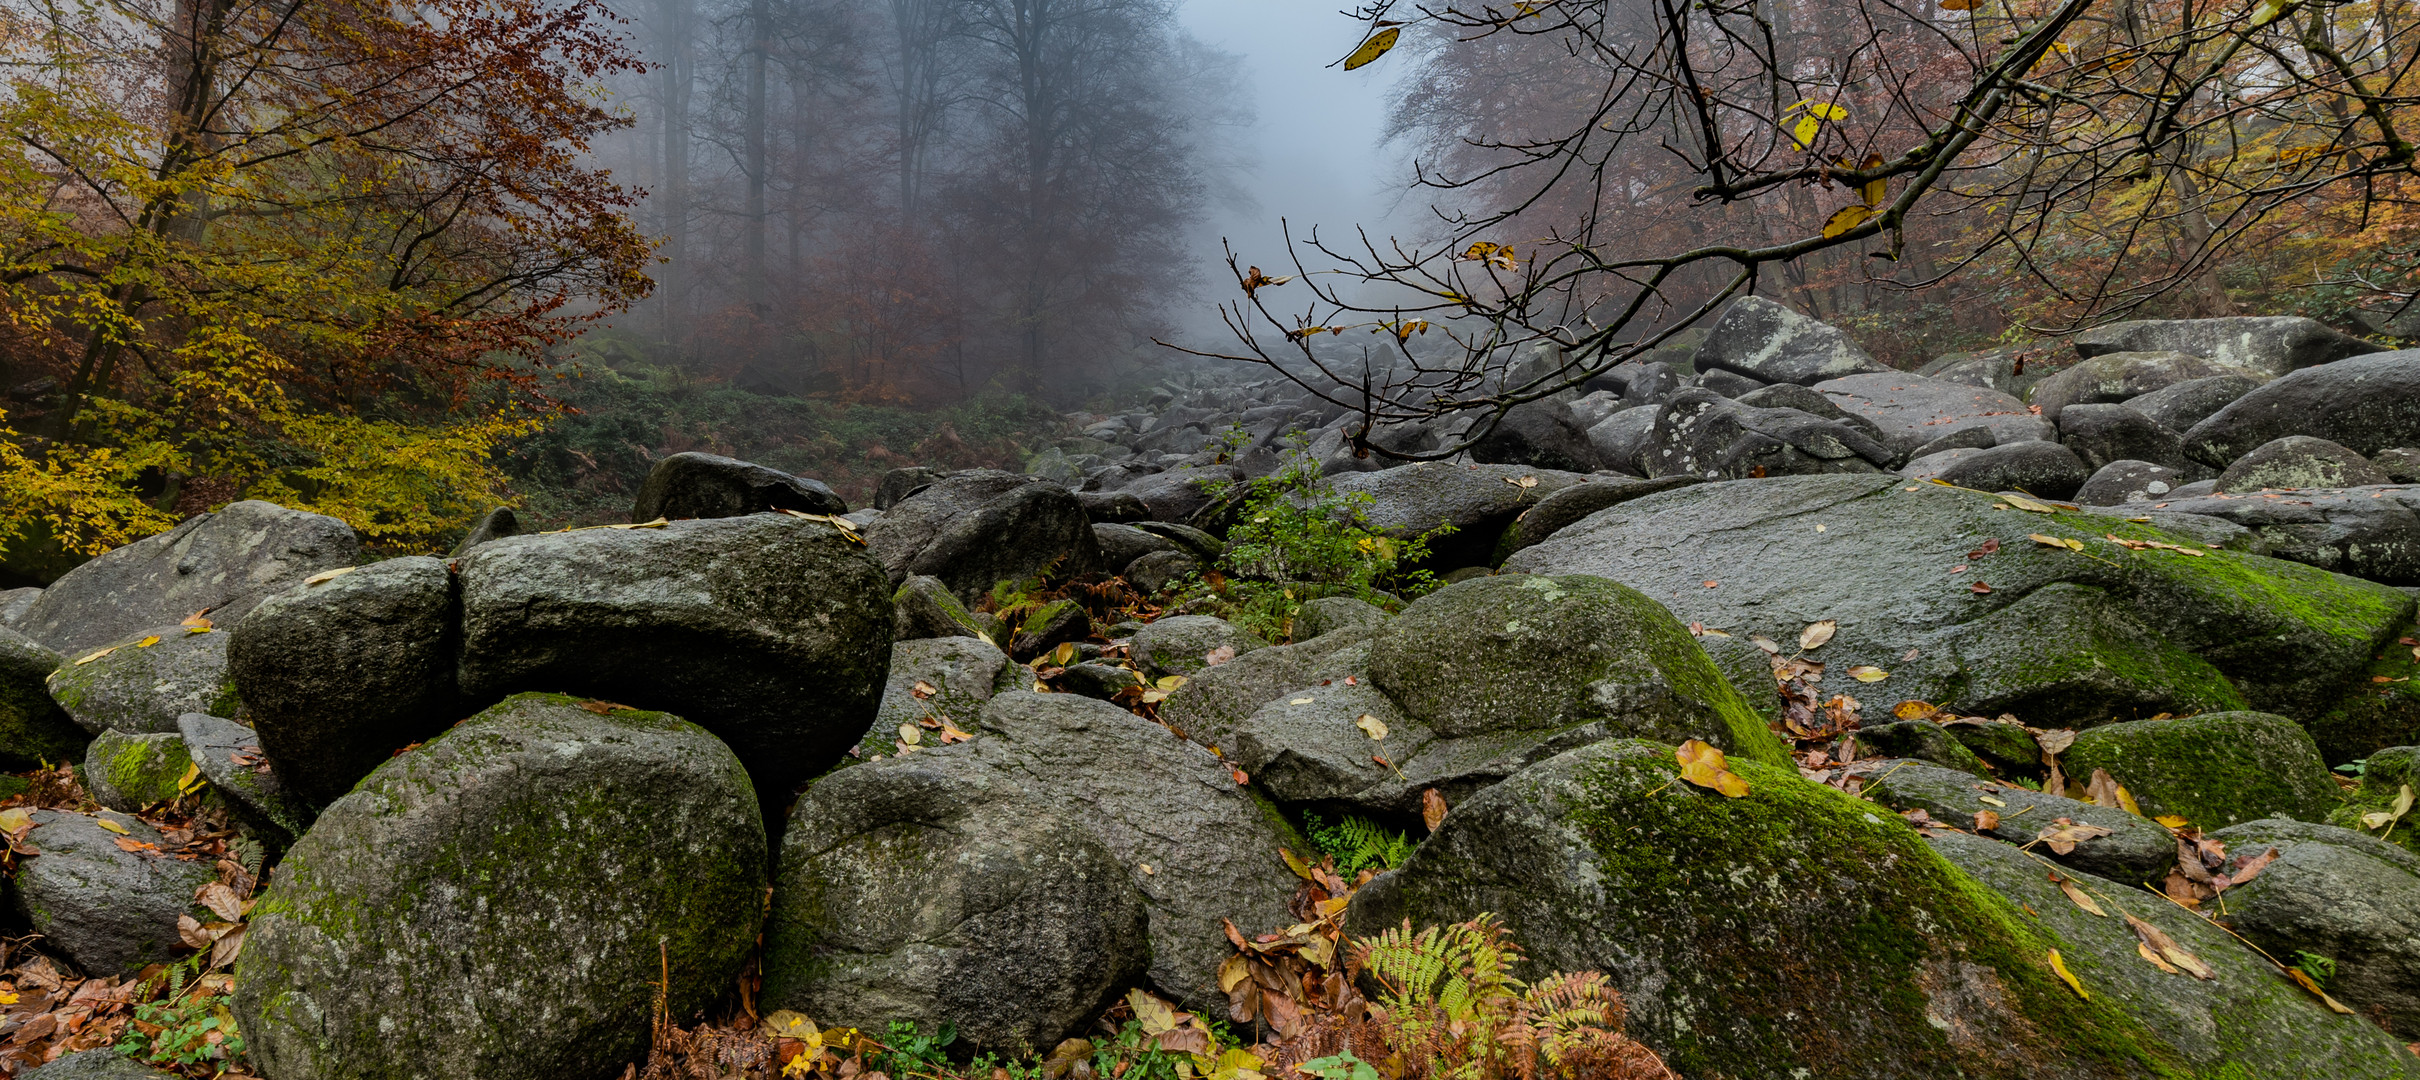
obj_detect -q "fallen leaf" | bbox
[95,817,131,835]
[2049,871,2106,916]
[2003,494,2059,514]
[1231,767,1250,785]
[1289,697,1314,706]
[304,567,357,586]
[2155,814,2191,829]
[2037,819,2115,855]
[911,680,937,699]
[578,700,635,715]
[113,837,157,853]
[1800,620,1838,650]
[73,646,117,666]
[1970,581,1994,594]
[1676,739,1751,798]
[1278,850,1315,882]
[2122,913,2214,979]
[896,724,922,746]
[1205,645,1237,666]
[2289,966,2356,1013]
[0,807,33,835]
[134,634,161,648]
[1979,794,2007,807]
[2136,940,2181,974]
[1893,700,1938,720]
[1355,714,1389,740]
[2048,949,2088,998]
[1422,788,1448,831]
[1751,635,1783,655]
[2033,728,2078,756]
[1703,579,1719,588]
[1974,809,2001,831]
[196,881,244,923]
[1968,537,2002,559]
[1848,665,1889,682]
[937,720,974,744]
[2227,846,2278,887]
[179,611,213,629]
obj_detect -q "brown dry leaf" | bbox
[1354,714,1389,741]
[1751,635,1783,655]
[1800,620,1838,650]
[1971,581,1994,594]
[1421,788,1448,832]
[1974,809,2002,831]
[2289,966,2357,1013]
[196,881,244,923]
[2048,950,2088,998]
[210,922,247,968]
[1675,739,1751,798]
[2136,940,2181,974]
[2122,913,2214,979]
[1205,645,1237,667]
[2049,872,2106,917]
[2033,728,2078,757]
[2227,846,2279,888]
[1968,537,2002,559]
[910,680,937,700]
[2037,818,2115,855]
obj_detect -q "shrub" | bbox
[1194,457,1450,640]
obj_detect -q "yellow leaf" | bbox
[1290,697,1315,706]
[73,646,117,666]
[1862,176,1887,207]
[896,724,922,746]
[2002,494,2059,514]
[2155,814,2191,829]
[1790,115,1822,149]
[2114,782,2141,817]
[2137,940,2181,974]
[1821,205,1871,238]
[2250,0,2293,27]
[1341,26,1400,70]
[1128,988,1180,1034]
[1849,665,1889,683]
[0,808,32,835]
[96,817,131,835]
[2290,966,2356,1013]
[1218,954,1251,994]
[134,634,161,648]
[1157,675,1188,692]
[2029,533,2083,552]
[304,567,356,586]
[2053,873,2107,917]
[1799,619,1838,650]
[1675,739,1751,798]
[1355,713,1390,740]
[2048,949,2088,998]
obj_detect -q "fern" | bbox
[1304,813,1415,875]
[1345,915,1670,1080]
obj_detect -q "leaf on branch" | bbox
[1341,27,1401,70]
[1821,205,1872,238]
[1240,266,1292,297]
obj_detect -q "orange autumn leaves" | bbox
[1676,740,1750,798]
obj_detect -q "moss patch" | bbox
[2064,712,2342,830]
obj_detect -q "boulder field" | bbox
[4,306,2420,1077]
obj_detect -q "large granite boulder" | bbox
[1863,760,2176,882]
[2148,488,2420,587]
[44,624,237,736]
[2074,316,2385,378]
[1130,615,1267,680]
[1467,399,1600,473]
[2126,374,2261,433]
[1495,475,1699,556]
[83,729,193,813]
[229,557,462,806]
[1119,464,1244,524]
[235,695,766,1080]
[2028,351,2254,422]
[2064,712,2341,829]
[13,809,215,976]
[1917,340,2078,397]
[1503,475,2416,751]
[1690,296,1891,385]
[2075,460,2195,507]
[765,692,1303,1018]
[1932,830,2420,1076]
[1812,372,2053,455]
[630,451,846,522]
[2056,404,2197,475]
[13,501,359,654]
[1346,739,2188,1079]
[1583,407,1659,475]
[2215,436,2392,492]
[2206,818,2420,1037]
[1327,462,1592,571]
[866,470,1102,600]
[456,515,894,811]
[1644,390,1893,481]
[2183,351,2420,465]
[0,627,87,769]
[1900,441,2092,499]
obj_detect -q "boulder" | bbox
[1004,599,1090,661]
[1225,684,1430,807]
[229,557,460,806]
[1130,615,1267,680]
[630,451,847,521]
[2183,351,2420,465]
[1292,596,1388,641]
[1931,830,2420,1076]
[2206,818,2420,1037]
[2149,488,2420,587]
[180,712,309,839]
[0,628,87,770]
[1916,340,2077,397]
[1692,367,1766,397]
[1503,475,2416,740]
[869,472,1102,599]
[1583,407,1658,476]
[456,515,894,812]
[1161,625,1378,752]
[1076,490,1151,524]
[2125,374,2261,433]
[2028,351,2253,422]
[43,624,237,737]
[2056,404,2196,474]
[766,692,1302,1017]
[2379,448,2420,483]
[1863,759,2176,881]
[1690,295,1890,385]
[0,586,42,626]
[14,809,214,976]
[1908,423,1999,460]
[1093,522,1178,570]
[2215,435,2392,492]
[862,636,1019,759]
[1900,441,2091,499]
[873,466,945,510]
[1467,399,1599,473]
[23,1051,178,1080]
[1495,476,1699,557]
[1367,575,1786,761]
[83,730,192,812]
[1644,390,1892,481]
[235,695,766,1080]
[1123,550,1200,595]
[891,575,996,642]
[1850,719,1987,773]
[1346,739,2187,1079]
[2062,712,2339,829]
[1811,372,2053,454]
[2075,460,2192,506]
[449,506,521,557]
[1327,462,1592,571]
[1119,465,1243,524]
[13,501,359,654]
[2074,316,2386,377]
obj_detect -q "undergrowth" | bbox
[1303,813,1415,876]
[1184,457,1451,641]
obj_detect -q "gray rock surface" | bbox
[1862,759,2176,881]
[1583,407,1658,476]
[1074,489,1151,524]
[2126,374,2261,433]
[0,627,86,769]
[1119,464,1243,524]
[457,515,894,811]
[1504,475,2415,731]
[1327,462,1591,571]
[1093,522,1178,570]
[14,809,213,976]
[2184,351,2420,464]
[630,451,847,521]
[1645,390,1893,481]
[2216,435,2392,492]
[22,1050,178,1080]
[2074,316,2386,377]
[1123,550,1199,595]
[1467,399,1598,473]
[13,501,359,654]
[2029,351,2255,422]
[2380,448,2420,483]
[1917,340,2077,397]
[1161,626,1377,751]
[867,471,1098,596]
[43,625,236,737]
[1930,830,2420,1077]
[1496,476,1700,557]
[236,695,766,1080]
[2149,487,2420,587]
[2207,818,2420,1037]
[230,557,460,805]
[866,636,1018,757]
[1691,295,1890,385]
[0,587,40,626]
[83,730,192,813]
[770,692,1301,1015]
[448,506,521,555]
[2056,403,2196,474]
[180,712,309,838]
[1291,596,1388,641]
[891,574,995,642]
[1812,372,2052,453]
[1130,615,1267,680]
[1899,441,2091,499]
[2075,460,2192,506]
[1908,423,2000,460]
[874,466,945,510]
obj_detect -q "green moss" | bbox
[2064,713,2341,830]
[2308,618,2420,764]
[1561,742,2191,1079]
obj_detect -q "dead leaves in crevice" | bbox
[2161,828,2277,909]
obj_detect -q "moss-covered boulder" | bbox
[44,625,237,736]
[13,809,215,977]
[1861,760,2176,883]
[2312,620,2420,767]
[1930,831,2420,1077]
[1161,623,1377,751]
[1367,575,1788,765]
[0,627,87,769]
[2207,818,2420,1039]
[891,574,999,643]
[2064,712,2340,829]
[1854,719,1988,774]
[1345,739,2187,1079]
[234,694,765,1080]
[767,692,1303,1017]
[24,1049,179,1079]
[180,712,311,842]
[82,730,191,812]
[1505,475,2415,755]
